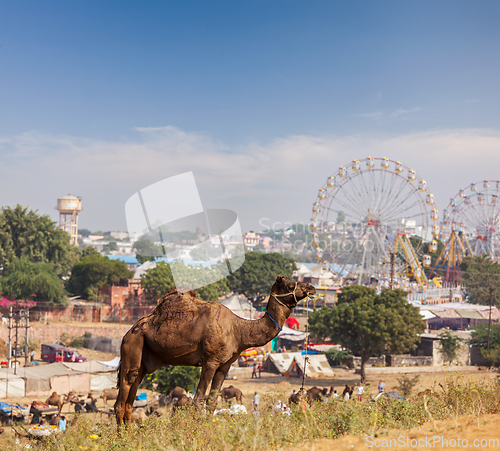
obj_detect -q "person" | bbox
[30,350,35,364]
[357,384,365,402]
[251,364,257,379]
[58,416,66,431]
[332,390,339,400]
[258,363,263,379]
[71,352,76,363]
[378,380,385,394]
[252,392,260,411]
[344,390,350,400]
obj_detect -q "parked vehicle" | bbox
[40,343,87,363]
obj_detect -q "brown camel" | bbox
[167,386,187,405]
[45,391,73,413]
[101,388,119,407]
[306,386,328,403]
[220,386,244,404]
[172,394,191,412]
[115,275,315,426]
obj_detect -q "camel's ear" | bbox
[275,275,286,286]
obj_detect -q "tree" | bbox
[461,256,500,357]
[308,286,424,382]
[0,204,78,275]
[0,257,67,305]
[437,330,464,365]
[142,365,201,394]
[80,246,99,258]
[79,229,92,237]
[66,254,132,299]
[470,323,500,368]
[102,242,118,253]
[140,260,228,303]
[132,239,164,264]
[140,261,175,302]
[223,252,296,300]
[190,246,211,261]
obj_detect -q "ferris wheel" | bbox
[444,180,500,258]
[311,157,438,285]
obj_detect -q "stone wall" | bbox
[387,355,433,367]
[0,325,130,346]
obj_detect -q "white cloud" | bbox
[355,111,383,120]
[1,127,500,231]
[392,107,421,117]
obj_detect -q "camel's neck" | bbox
[238,294,291,349]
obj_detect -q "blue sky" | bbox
[1,1,499,232]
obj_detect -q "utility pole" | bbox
[389,252,395,290]
[487,288,493,358]
[7,307,12,369]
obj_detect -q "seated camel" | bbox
[115,275,315,426]
[220,386,244,404]
[167,386,187,405]
[45,391,73,413]
[172,395,191,412]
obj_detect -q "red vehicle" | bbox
[41,343,87,363]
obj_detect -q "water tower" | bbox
[56,195,82,246]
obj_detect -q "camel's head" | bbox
[271,275,316,309]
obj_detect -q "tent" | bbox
[0,371,25,398]
[0,363,90,397]
[286,354,335,378]
[262,352,301,375]
[285,317,300,330]
[278,325,308,342]
[220,294,256,319]
[63,360,118,391]
[98,357,120,370]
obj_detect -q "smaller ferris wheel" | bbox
[444,180,500,258]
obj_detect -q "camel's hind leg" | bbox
[115,332,145,427]
[193,361,219,407]
[207,361,233,407]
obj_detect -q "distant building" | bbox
[244,232,260,250]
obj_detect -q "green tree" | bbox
[80,246,99,258]
[141,260,228,303]
[470,323,500,368]
[0,204,78,275]
[79,229,92,237]
[142,366,201,394]
[0,257,67,305]
[103,242,118,253]
[224,252,296,299]
[461,256,500,307]
[66,253,132,299]
[133,239,164,264]
[461,256,500,356]
[308,286,424,382]
[437,330,464,365]
[190,246,211,261]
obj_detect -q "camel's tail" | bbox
[116,362,121,389]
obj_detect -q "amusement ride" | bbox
[311,157,439,289]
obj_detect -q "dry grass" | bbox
[1,374,499,451]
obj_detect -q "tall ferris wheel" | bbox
[311,157,438,285]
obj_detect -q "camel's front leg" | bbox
[193,362,219,407]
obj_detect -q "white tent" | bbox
[287,354,335,378]
[63,360,118,391]
[278,325,308,342]
[262,352,302,374]
[220,294,256,319]
[97,357,120,370]
[0,372,25,398]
